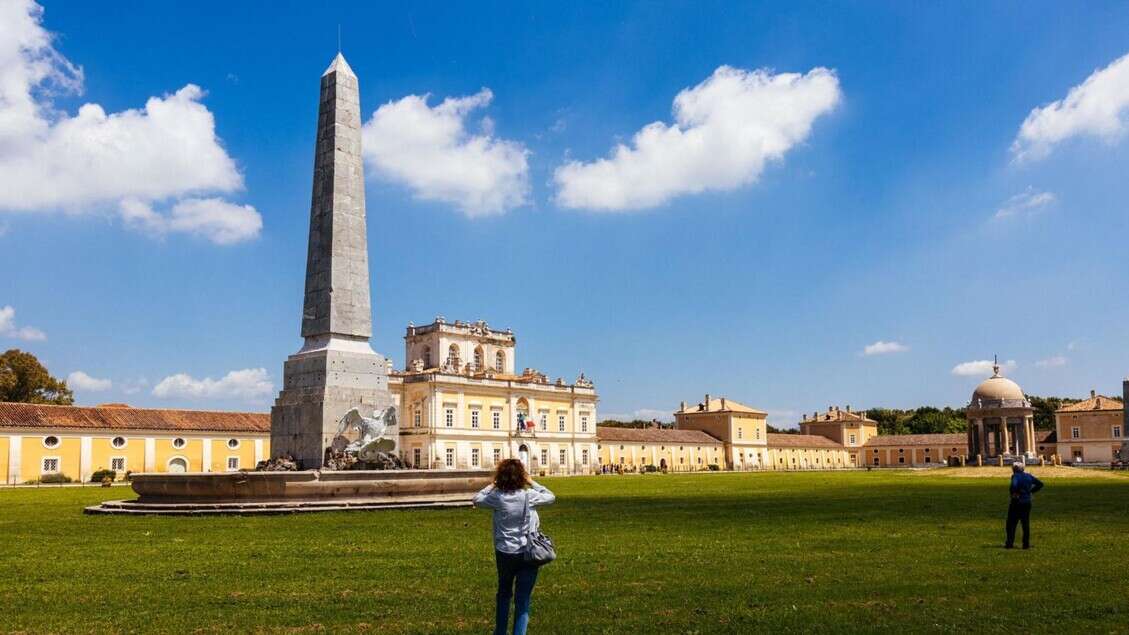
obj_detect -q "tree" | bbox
[597,419,672,429]
[0,349,74,405]
[1026,394,1079,430]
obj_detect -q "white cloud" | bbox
[863,340,909,356]
[766,409,799,430]
[152,368,273,402]
[951,359,1016,377]
[0,305,46,341]
[601,408,674,423]
[120,197,262,245]
[0,1,260,244]
[994,187,1056,220]
[1012,51,1129,162]
[553,65,841,211]
[1035,356,1068,369]
[121,377,148,395]
[362,88,530,217]
[67,370,111,391]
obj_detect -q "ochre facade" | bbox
[0,403,269,485]
[1055,390,1125,464]
[390,318,599,474]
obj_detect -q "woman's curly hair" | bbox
[493,458,529,492]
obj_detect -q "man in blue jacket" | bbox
[1005,461,1044,549]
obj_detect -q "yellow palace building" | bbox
[390,317,600,474]
[0,402,269,484]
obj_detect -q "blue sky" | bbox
[2,1,1129,425]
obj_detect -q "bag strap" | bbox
[521,489,531,539]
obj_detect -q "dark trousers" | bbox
[495,550,539,635]
[1005,500,1032,548]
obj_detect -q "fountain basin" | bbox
[84,469,492,515]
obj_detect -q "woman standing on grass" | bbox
[473,459,555,635]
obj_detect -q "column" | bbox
[254,439,264,464]
[8,435,22,485]
[457,391,466,428]
[144,437,156,471]
[80,436,92,482]
[202,438,212,472]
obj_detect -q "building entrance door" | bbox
[518,444,529,466]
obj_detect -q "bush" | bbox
[124,470,133,482]
[643,465,658,473]
[90,469,117,483]
[39,473,73,484]
[708,464,720,471]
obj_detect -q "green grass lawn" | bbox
[2,470,1128,634]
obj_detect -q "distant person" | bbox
[473,459,555,635]
[1005,461,1044,549]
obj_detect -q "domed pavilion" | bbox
[966,358,1035,461]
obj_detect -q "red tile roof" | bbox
[766,433,843,448]
[596,426,722,445]
[0,402,270,433]
[1057,395,1123,412]
[863,433,967,447]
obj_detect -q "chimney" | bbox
[1091,389,1096,399]
[680,401,687,412]
[802,413,808,421]
[1123,379,1128,434]
[846,405,851,413]
[705,394,711,409]
[721,397,727,410]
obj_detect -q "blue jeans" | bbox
[495,550,539,635]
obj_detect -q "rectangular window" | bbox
[582,449,589,465]
[559,449,567,466]
[737,427,743,439]
[558,415,566,432]
[471,448,480,467]
[492,411,501,429]
[445,408,455,428]
[413,448,421,468]
[227,457,240,471]
[42,457,59,474]
[539,414,548,431]
[873,458,880,466]
[110,457,126,472]
[580,416,589,433]
[1114,426,1122,439]
[471,410,480,429]
[445,448,454,468]
[414,409,421,427]
[849,434,856,445]
[540,449,548,465]
[493,448,501,465]
[755,428,760,440]
[1072,426,1081,439]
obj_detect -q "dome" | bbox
[970,361,1025,405]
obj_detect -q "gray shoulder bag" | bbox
[521,489,557,567]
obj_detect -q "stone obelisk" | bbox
[270,53,393,469]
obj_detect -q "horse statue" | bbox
[327,406,400,468]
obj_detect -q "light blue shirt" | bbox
[473,482,556,554]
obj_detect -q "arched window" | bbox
[422,346,432,368]
[447,344,460,369]
[473,345,484,371]
[495,351,505,372]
